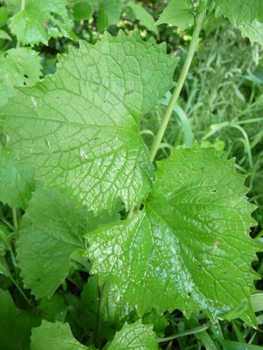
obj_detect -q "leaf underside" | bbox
[0,31,178,214]
[85,144,261,323]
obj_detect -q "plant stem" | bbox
[16,0,26,48]
[94,280,110,348]
[149,8,207,162]
[12,207,18,231]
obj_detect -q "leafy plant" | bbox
[0,0,262,349]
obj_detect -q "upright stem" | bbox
[12,207,18,231]
[16,0,26,48]
[94,280,110,348]
[149,8,207,162]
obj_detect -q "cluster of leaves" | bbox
[0,1,263,349]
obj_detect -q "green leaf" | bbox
[107,319,158,350]
[85,143,261,321]
[127,1,158,34]
[217,338,263,350]
[215,0,263,26]
[0,48,42,106]
[0,29,12,40]
[10,0,77,45]
[17,181,121,299]
[38,294,67,322]
[17,182,87,299]
[100,0,122,26]
[31,320,91,350]
[0,147,35,209]
[73,0,93,20]
[0,289,41,350]
[0,5,9,27]
[155,0,195,30]
[239,19,263,47]
[0,31,178,214]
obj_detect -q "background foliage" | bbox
[0,0,263,349]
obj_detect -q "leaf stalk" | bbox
[149,7,207,162]
[94,280,110,348]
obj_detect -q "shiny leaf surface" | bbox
[107,319,158,350]
[85,143,261,322]
[0,31,178,214]
[31,320,91,350]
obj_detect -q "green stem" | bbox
[94,280,110,348]
[9,274,32,307]
[12,207,18,231]
[0,216,16,232]
[16,0,26,48]
[127,204,140,220]
[149,8,207,162]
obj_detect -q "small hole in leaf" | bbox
[201,167,204,170]
[36,278,40,281]
[24,74,29,78]
[199,264,202,268]
[56,96,59,99]
[188,292,192,297]
[94,137,98,140]
[60,175,63,178]
[23,82,27,86]
[224,270,228,274]
[211,189,217,193]
[192,156,194,159]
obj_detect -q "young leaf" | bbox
[0,31,178,214]
[0,147,35,209]
[127,1,158,34]
[17,182,120,299]
[0,289,41,350]
[107,319,158,350]
[10,0,77,45]
[215,0,263,26]
[155,0,195,30]
[31,320,92,350]
[0,48,42,106]
[73,0,94,20]
[85,143,261,323]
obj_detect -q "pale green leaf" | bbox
[17,181,120,299]
[155,0,195,30]
[10,0,77,45]
[0,147,35,209]
[128,1,158,34]
[85,143,261,321]
[239,19,263,47]
[0,31,178,214]
[73,0,93,20]
[0,48,42,106]
[0,29,12,40]
[107,319,158,350]
[100,0,122,25]
[0,289,41,350]
[0,6,9,27]
[31,320,91,350]
[215,0,263,26]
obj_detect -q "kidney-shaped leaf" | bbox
[0,31,178,214]
[85,143,261,322]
